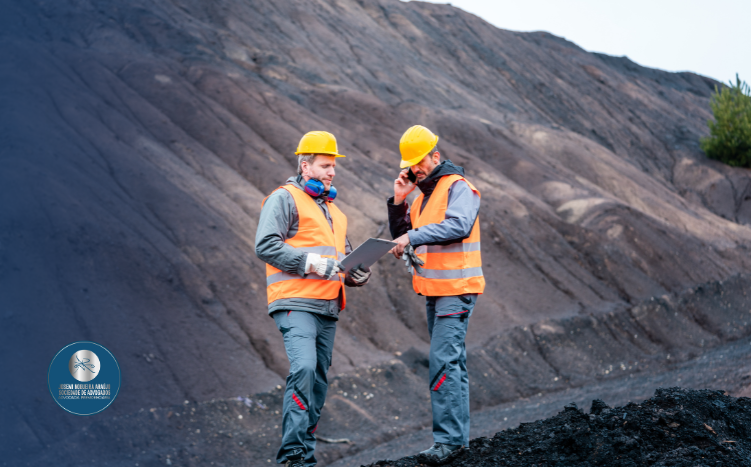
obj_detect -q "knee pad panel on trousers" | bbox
[290,357,317,375]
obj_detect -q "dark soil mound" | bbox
[365,388,751,467]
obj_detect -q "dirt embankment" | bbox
[16,274,751,466]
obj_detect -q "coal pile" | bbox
[365,388,751,467]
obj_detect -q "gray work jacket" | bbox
[255,176,354,319]
[387,161,480,246]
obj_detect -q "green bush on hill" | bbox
[700,74,751,168]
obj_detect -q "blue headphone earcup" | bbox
[304,179,325,197]
[327,185,337,201]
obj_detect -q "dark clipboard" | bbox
[340,238,397,273]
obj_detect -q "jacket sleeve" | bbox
[255,190,308,276]
[406,180,480,247]
[387,196,413,239]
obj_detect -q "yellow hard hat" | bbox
[399,125,439,168]
[295,131,346,157]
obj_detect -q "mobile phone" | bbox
[407,168,417,183]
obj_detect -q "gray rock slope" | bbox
[2,0,751,458]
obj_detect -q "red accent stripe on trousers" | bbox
[292,393,307,410]
[433,373,447,391]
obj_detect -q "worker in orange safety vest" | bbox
[387,125,484,461]
[256,131,371,467]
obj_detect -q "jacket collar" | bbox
[416,160,465,197]
[290,175,305,191]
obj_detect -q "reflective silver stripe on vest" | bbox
[414,267,484,280]
[414,242,481,255]
[338,252,346,261]
[267,271,341,286]
[297,246,338,256]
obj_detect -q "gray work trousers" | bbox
[426,293,477,446]
[273,311,337,466]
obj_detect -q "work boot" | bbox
[284,457,306,467]
[284,449,306,467]
[419,442,463,460]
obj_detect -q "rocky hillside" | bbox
[2,0,751,462]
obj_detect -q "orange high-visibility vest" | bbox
[263,185,347,308]
[409,174,485,296]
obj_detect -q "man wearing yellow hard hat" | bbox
[387,125,485,461]
[255,131,371,467]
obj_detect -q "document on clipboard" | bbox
[340,238,397,273]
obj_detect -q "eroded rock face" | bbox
[2,0,751,458]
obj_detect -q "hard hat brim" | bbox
[400,155,425,168]
[295,151,347,158]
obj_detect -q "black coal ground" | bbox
[363,388,751,467]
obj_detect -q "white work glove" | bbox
[305,253,343,280]
[347,263,371,285]
[401,244,424,274]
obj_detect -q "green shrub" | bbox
[700,74,751,168]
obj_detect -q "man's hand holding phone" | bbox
[393,168,416,205]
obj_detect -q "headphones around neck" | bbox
[303,177,337,201]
